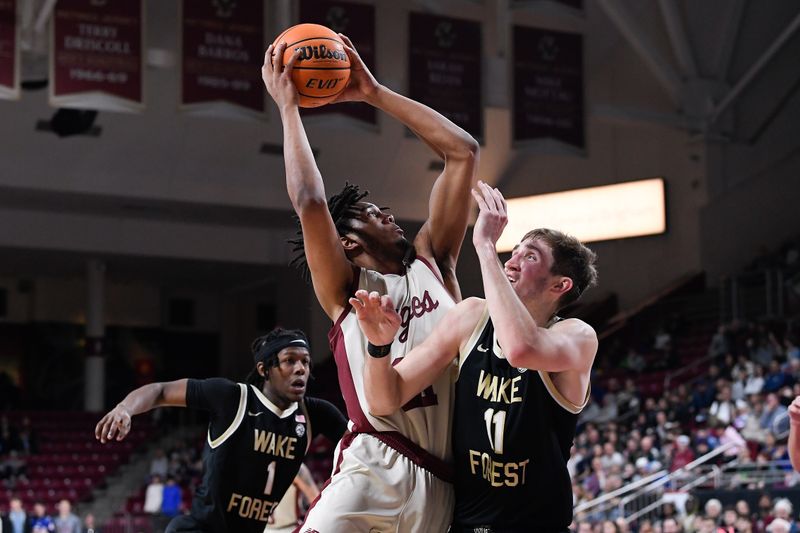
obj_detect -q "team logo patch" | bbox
[295,423,305,437]
[517,367,527,374]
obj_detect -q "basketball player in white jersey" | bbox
[262,35,479,531]
[264,464,318,533]
[353,182,599,531]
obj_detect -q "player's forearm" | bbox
[366,85,478,159]
[791,422,800,472]
[117,383,169,416]
[476,242,543,364]
[364,355,402,416]
[279,106,326,210]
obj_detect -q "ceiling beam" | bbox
[597,0,682,106]
[711,9,800,123]
[714,0,746,81]
[657,0,697,78]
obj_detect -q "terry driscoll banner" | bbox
[0,0,20,100]
[50,0,144,112]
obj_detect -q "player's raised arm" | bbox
[790,397,800,472]
[95,380,188,444]
[262,44,354,320]
[336,35,479,299]
[351,290,482,415]
[470,182,597,373]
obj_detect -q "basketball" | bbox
[272,23,351,108]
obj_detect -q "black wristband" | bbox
[367,342,392,358]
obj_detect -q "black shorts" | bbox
[165,515,211,533]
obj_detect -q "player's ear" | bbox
[256,361,267,379]
[553,277,573,296]
[341,235,362,254]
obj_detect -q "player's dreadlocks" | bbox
[288,182,369,282]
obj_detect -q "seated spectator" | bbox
[769,518,793,533]
[761,393,788,433]
[150,448,169,478]
[28,502,53,533]
[772,499,798,533]
[709,385,738,427]
[765,360,788,393]
[83,513,99,533]
[54,500,80,533]
[745,365,766,396]
[708,325,730,358]
[143,474,164,514]
[1,497,28,533]
[670,435,695,472]
[662,517,683,533]
[161,475,182,517]
[704,498,722,525]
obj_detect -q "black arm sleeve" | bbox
[186,378,243,441]
[305,397,347,443]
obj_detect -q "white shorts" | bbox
[298,432,454,533]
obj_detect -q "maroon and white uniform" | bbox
[300,258,457,532]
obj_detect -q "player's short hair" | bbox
[522,228,598,309]
[289,182,369,282]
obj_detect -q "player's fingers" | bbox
[471,188,488,211]
[264,45,274,72]
[116,420,129,440]
[480,181,500,212]
[348,297,365,311]
[380,295,394,312]
[338,33,355,50]
[274,42,287,74]
[95,416,108,440]
[284,46,301,77]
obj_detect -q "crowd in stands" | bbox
[570,315,800,532]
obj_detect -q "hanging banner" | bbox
[181,0,265,118]
[50,0,144,112]
[512,0,583,9]
[299,0,376,125]
[513,25,584,150]
[408,12,482,140]
[0,0,19,100]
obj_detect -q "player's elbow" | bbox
[292,191,327,214]
[365,398,398,417]
[447,136,479,161]
[504,346,531,369]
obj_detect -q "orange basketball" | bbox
[272,23,351,108]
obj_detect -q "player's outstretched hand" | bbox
[262,42,302,110]
[471,180,508,249]
[349,289,400,346]
[95,404,133,444]
[330,33,379,104]
[790,396,800,425]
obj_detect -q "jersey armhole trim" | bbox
[537,370,591,414]
[207,383,247,449]
[458,304,490,374]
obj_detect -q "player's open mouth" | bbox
[290,379,306,393]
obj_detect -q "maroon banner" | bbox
[299,0,376,125]
[408,12,482,140]
[51,0,143,110]
[513,25,584,149]
[0,0,18,99]
[181,0,265,114]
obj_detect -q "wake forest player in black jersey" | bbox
[351,182,599,532]
[94,328,346,533]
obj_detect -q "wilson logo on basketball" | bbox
[398,291,440,343]
[294,44,347,62]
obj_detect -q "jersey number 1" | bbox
[484,408,506,454]
[264,461,276,495]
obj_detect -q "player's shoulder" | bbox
[454,297,486,318]
[551,317,597,339]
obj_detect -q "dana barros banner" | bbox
[181,0,265,118]
[300,0,377,125]
[50,0,144,112]
[0,0,19,100]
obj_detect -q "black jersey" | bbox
[452,309,588,532]
[182,378,346,533]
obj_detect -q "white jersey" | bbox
[329,257,457,464]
